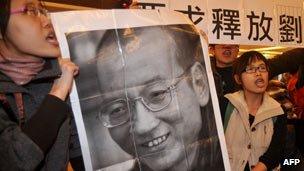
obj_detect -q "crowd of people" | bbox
[0,0,303,171]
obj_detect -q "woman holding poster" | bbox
[0,0,81,170]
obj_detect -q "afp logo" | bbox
[283,159,301,165]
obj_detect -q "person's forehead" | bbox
[97,52,180,91]
[11,0,39,7]
[214,44,239,48]
[248,59,266,66]
[11,0,25,8]
[96,29,184,92]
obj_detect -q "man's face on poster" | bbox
[96,27,210,170]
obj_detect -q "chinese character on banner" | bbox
[279,15,302,43]
[246,11,273,41]
[212,8,241,40]
[170,0,207,34]
[277,5,303,45]
[175,5,205,25]
[137,2,166,9]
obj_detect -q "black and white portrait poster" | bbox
[51,9,230,171]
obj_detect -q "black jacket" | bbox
[0,59,81,170]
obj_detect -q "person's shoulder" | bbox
[224,90,243,99]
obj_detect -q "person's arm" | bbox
[22,94,71,154]
[258,114,287,170]
[0,58,78,170]
[23,58,78,154]
[268,48,304,78]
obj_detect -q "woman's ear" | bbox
[191,62,210,106]
[234,74,242,85]
[209,46,215,56]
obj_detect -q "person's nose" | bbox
[40,14,51,28]
[132,101,160,135]
[255,68,262,76]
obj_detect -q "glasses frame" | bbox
[244,65,268,74]
[99,66,192,128]
[10,5,49,18]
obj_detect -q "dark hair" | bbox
[232,51,269,90]
[0,0,11,38]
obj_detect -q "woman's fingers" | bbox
[49,58,79,100]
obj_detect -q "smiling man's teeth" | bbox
[146,135,168,147]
